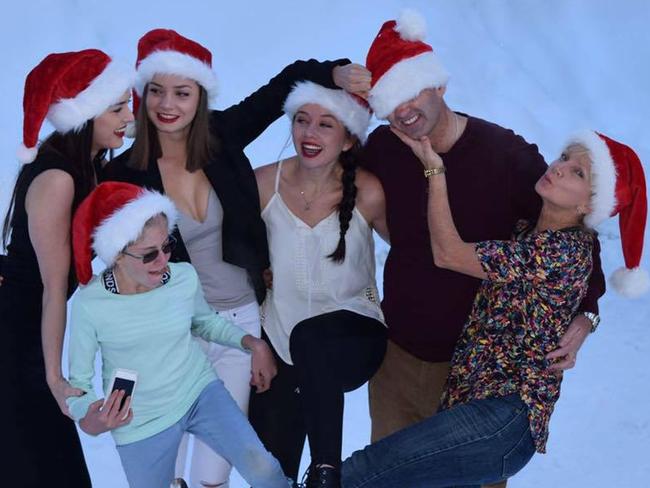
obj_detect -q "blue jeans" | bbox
[117,380,289,488]
[341,394,535,488]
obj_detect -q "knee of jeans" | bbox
[239,447,284,482]
[501,426,535,479]
[198,481,227,488]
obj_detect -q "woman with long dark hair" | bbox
[251,81,389,488]
[1,49,133,486]
[102,28,367,488]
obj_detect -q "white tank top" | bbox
[261,160,385,365]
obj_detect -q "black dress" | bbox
[1,152,91,487]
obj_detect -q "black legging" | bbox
[249,310,386,480]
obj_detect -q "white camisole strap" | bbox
[273,159,284,194]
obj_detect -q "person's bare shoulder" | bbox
[254,161,280,209]
[355,167,385,206]
[254,161,278,182]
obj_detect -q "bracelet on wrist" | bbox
[424,166,446,178]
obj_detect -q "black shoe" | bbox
[304,465,341,488]
[170,478,188,488]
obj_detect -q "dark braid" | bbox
[328,139,362,263]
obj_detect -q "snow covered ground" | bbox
[2,1,649,487]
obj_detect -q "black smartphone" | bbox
[105,368,138,415]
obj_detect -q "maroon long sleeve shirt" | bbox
[361,116,604,362]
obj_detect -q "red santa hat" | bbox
[72,182,178,285]
[567,130,648,298]
[365,9,449,120]
[18,49,134,164]
[283,81,372,143]
[132,28,218,116]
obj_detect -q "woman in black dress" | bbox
[1,49,134,486]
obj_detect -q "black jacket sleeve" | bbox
[214,58,350,150]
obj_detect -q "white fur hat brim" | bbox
[283,81,371,142]
[93,190,178,267]
[47,60,135,134]
[566,130,618,228]
[135,50,218,108]
[369,51,449,119]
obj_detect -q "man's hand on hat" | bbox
[333,63,371,99]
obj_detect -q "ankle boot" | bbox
[305,465,341,488]
[170,478,188,488]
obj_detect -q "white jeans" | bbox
[175,301,261,487]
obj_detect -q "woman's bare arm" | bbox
[391,128,486,279]
[26,169,84,416]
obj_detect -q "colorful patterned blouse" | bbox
[440,220,594,452]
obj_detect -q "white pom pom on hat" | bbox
[395,9,428,41]
[610,267,650,299]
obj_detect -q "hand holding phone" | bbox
[105,368,138,414]
[79,389,133,436]
[79,368,137,436]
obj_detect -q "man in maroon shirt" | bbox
[359,12,605,487]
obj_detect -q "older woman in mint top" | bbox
[341,130,648,488]
[66,182,288,488]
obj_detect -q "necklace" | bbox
[299,189,318,211]
[295,162,339,211]
[299,181,335,211]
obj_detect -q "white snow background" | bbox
[1,1,649,487]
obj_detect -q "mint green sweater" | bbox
[67,262,248,445]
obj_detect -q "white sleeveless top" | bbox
[261,160,385,365]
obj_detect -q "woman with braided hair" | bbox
[251,81,389,488]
